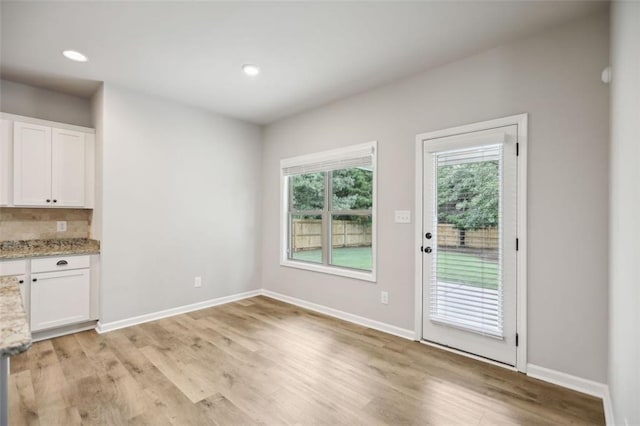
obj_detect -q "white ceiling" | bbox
[1,1,607,124]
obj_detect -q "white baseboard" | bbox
[601,386,615,426]
[527,363,607,398]
[96,289,262,333]
[261,289,415,340]
[527,363,613,425]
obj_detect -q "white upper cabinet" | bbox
[13,122,53,206]
[52,128,86,207]
[9,116,95,208]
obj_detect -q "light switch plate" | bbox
[394,210,411,224]
[56,221,67,232]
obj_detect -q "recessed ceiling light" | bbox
[242,64,260,77]
[62,50,88,62]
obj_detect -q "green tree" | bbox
[291,169,373,211]
[331,168,373,210]
[291,172,324,210]
[437,161,499,230]
[291,168,373,224]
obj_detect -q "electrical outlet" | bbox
[194,277,202,288]
[394,210,411,224]
[380,291,389,305]
[56,221,67,232]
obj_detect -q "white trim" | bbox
[95,289,262,333]
[602,387,615,426]
[32,322,97,342]
[527,363,609,400]
[0,112,95,134]
[280,259,376,282]
[414,139,424,340]
[420,340,517,371]
[279,140,377,283]
[261,289,415,340]
[514,115,529,374]
[414,113,528,373]
[527,364,613,425]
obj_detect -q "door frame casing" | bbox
[414,114,528,373]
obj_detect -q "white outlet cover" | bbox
[56,221,67,232]
[194,277,202,287]
[381,291,389,304]
[394,210,411,224]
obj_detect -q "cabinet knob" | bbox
[18,280,24,284]
[46,199,51,203]
[32,278,38,282]
[53,199,58,203]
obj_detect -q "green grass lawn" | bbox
[292,246,372,270]
[437,251,499,290]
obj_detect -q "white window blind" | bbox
[282,145,373,176]
[429,144,504,338]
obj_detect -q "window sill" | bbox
[280,259,376,283]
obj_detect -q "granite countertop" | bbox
[0,238,100,260]
[0,276,31,357]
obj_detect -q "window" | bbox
[281,142,377,282]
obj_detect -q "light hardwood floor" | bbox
[9,296,605,425]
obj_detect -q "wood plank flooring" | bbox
[9,296,605,425]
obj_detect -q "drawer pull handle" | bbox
[56,260,69,266]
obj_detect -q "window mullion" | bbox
[323,171,331,266]
[287,178,293,258]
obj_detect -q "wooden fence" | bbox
[437,223,499,249]
[292,219,372,251]
[291,220,495,251]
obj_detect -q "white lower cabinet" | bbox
[1,254,97,335]
[30,268,90,332]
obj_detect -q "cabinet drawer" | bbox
[0,259,27,276]
[31,255,90,273]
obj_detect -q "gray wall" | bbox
[99,84,263,323]
[262,12,609,382]
[609,2,640,424]
[0,79,92,127]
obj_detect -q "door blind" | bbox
[429,144,504,338]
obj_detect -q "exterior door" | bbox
[421,125,518,366]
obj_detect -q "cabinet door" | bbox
[0,119,12,206]
[13,122,52,206]
[31,269,90,332]
[52,128,85,207]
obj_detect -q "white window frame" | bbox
[280,141,377,282]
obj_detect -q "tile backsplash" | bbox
[0,208,92,241]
